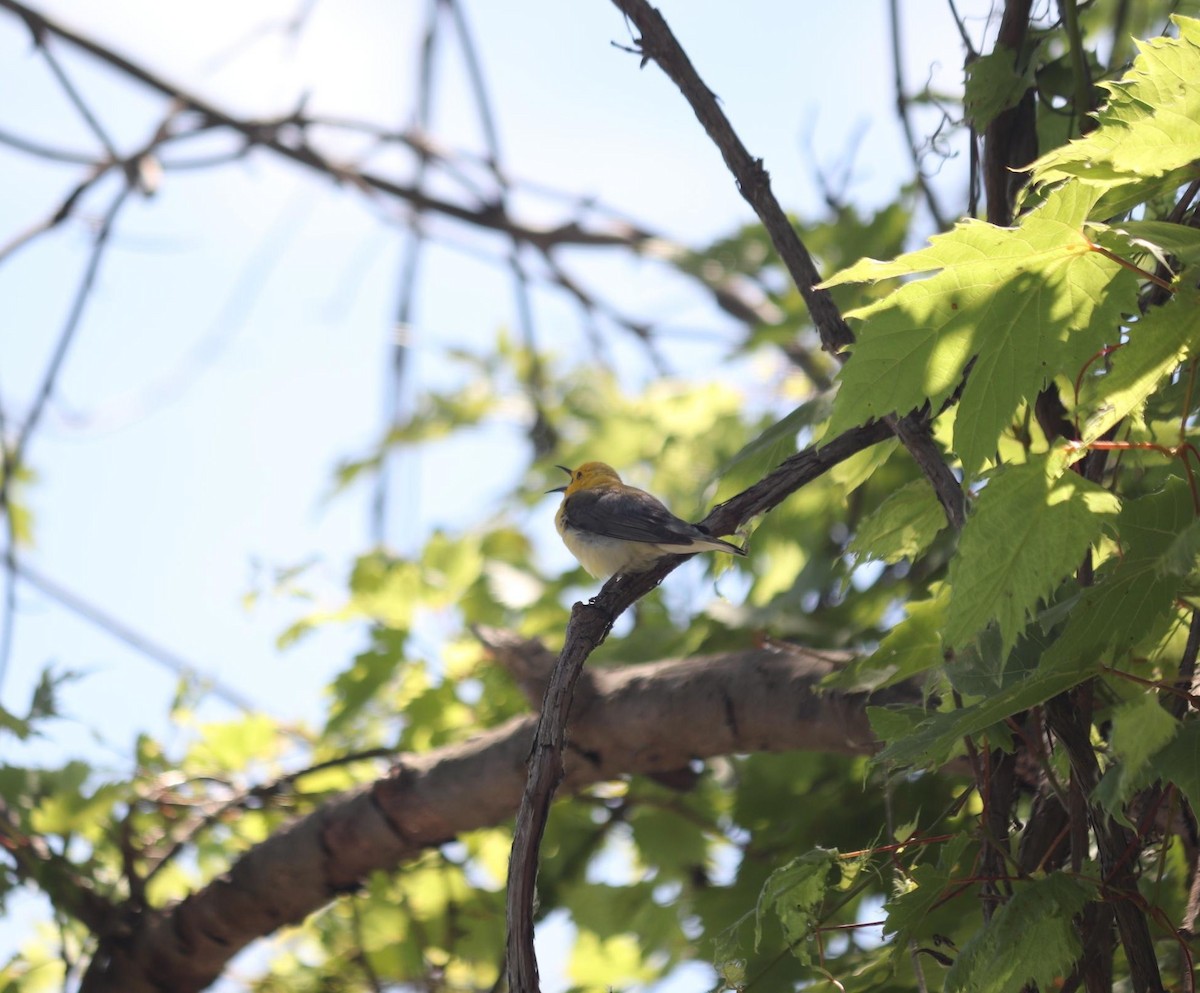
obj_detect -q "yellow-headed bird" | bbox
[550,462,747,578]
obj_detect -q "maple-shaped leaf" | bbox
[944,874,1094,993]
[945,454,1120,654]
[1076,288,1200,447]
[1043,475,1194,668]
[1029,16,1200,195]
[848,479,947,564]
[824,184,1137,476]
[1093,694,1180,817]
[874,649,1096,768]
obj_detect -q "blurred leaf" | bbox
[754,848,837,963]
[964,46,1034,131]
[1093,694,1179,816]
[849,480,947,564]
[826,585,947,692]
[567,931,658,991]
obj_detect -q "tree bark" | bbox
[79,640,918,993]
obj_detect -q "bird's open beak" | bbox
[546,464,572,494]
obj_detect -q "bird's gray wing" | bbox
[564,488,703,545]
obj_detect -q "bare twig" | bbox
[610,0,852,355]
[443,0,560,451]
[0,1,793,359]
[140,747,393,883]
[32,33,121,161]
[372,0,441,546]
[0,184,131,685]
[887,0,950,230]
[3,185,129,471]
[0,124,98,164]
[0,2,650,252]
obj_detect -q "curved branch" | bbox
[79,639,915,993]
[504,418,896,992]
[607,0,965,532]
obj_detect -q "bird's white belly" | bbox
[561,527,663,578]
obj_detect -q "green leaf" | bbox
[946,456,1120,654]
[825,585,948,692]
[1029,17,1200,193]
[944,874,1094,993]
[720,397,829,475]
[829,437,899,496]
[964,46,1034,131]
[1156,721,1200,811]
[1078,289,1200,447]
[884,833,974,937]
[848,480,947,564]
[1044,476,1193,667]
[825,185,1137,476]
[567,930,657,990]
[1160,516,1200,577]
[1093,695,1180,816]
[866,705,928,749]
[325,633,405,736]
[754,848,837,964]
[1112,220,1200,266]
[628,804,709,876]
[876,651,1095,768]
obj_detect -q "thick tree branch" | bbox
[79,639,914,993]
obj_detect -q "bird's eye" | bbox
[575,472,582,479]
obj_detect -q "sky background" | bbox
[0,1,991,987]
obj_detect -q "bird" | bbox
[549,461,747,579]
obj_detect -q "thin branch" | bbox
[610,0,852,355]
[1168,608,1200,720]
[140,747,393,883]
[945,0,977,53]
[372,0,440,546]
[607,0,965,531]
[1058,0,1095,136]
[0,2,653,253]
[0,795,116,934]
[1046,693,1165,993]
[887,0,950,229]
[982,0,1035,226]
[0,2,789,348]
[444,0,562,449]
[0,124,99,164]
[7,555,261,714]
[4,185,128,469]
[0,184,130,686]
[0,160,115,268]
[32,33,121,161]
[504,418,894,992]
